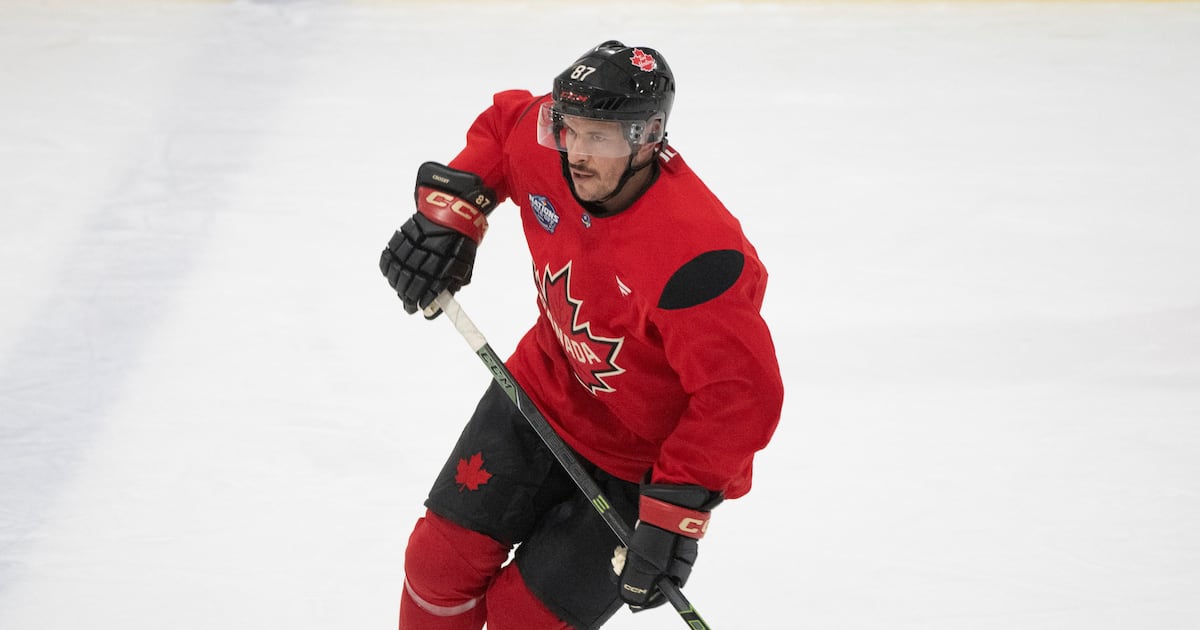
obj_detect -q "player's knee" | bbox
[485,564,572,630]
[403,510,510,606]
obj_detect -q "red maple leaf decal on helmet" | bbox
[630,48,657,72]
[455,452,492,492]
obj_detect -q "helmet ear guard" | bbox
[627,115,665,146]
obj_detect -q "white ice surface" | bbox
[2,1,1199,628]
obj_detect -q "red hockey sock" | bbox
[484,562,571,630]
[399,510,510,630]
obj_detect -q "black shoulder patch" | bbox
[657,249,745,310]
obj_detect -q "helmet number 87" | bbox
[570,65,597,80]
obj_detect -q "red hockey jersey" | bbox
[448,90,783,499]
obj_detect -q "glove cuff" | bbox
[413,162,498,243]
[416,186,489,242]
[638,495,713,539]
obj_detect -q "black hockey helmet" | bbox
[537,40,674,156]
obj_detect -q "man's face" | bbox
[560,117,633,202]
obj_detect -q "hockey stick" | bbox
[427,291,713,630]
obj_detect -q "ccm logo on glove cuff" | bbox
[638,496,711,539]
[417,186,489,242]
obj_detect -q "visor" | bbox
[536,101,663,158]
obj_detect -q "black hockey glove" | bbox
[379,162,497,317]
[616,484,724,611]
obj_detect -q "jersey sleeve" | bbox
[447,89,541,205]
[648,251,784,499]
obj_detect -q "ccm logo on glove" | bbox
[418,187,489,242]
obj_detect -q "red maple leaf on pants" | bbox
[455,451,492,492]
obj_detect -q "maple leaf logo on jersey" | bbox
[538,262,625,395]
[455,452,492,492]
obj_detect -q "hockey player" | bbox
[379,41,784,629]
